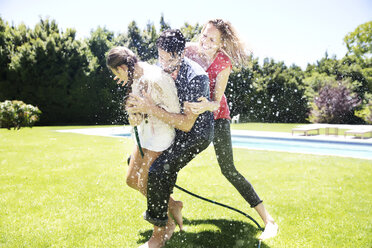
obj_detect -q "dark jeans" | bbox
[145,134,212,227]
[213,118,262,208]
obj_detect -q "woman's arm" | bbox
[213,66,231,103]
[186,66,231,115]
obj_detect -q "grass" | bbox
[0,125,371,248]
[231,122,301,132]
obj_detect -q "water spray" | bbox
[121,59,264,248]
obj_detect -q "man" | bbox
[126,29,214,248]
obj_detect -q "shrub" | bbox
[0,100,42,129]
[355,100,372,124]
[308,82,361,124]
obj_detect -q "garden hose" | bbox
[134,126,144,157]
[172,184,264,231]
[173,184,263,248]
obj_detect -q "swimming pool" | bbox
[56,127,372,160]
[231,135,372,160]
[113,131,372,160]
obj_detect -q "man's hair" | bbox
[156,29,186,56]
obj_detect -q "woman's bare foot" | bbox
[169,200,183,231]
[253,203,278,240]
[259,221,279,240]
[138,242,149,248]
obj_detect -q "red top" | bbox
[206,51,232,120]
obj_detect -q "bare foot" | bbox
[169,200,183,231]
[140,226,166,248]
[138,242,149,248]
[259,221,279,240]
[164,217,176,241]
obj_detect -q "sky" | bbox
[0,0,371,69]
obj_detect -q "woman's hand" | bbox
[184,97,219,115]
[126,91,155,115]
[114,76,127,87]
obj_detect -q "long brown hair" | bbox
[106,46,138,87]
[203,19,250,66]
[106,47,139,106]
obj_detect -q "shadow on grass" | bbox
[138,218,270,248]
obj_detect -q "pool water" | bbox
[56,128,372,160]
[231,135,372,160]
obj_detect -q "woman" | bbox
[106,47,184,240]
[185,19,278,240]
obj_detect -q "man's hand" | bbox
[126,91,155,115]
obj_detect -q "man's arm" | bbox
[126,75,209,132]
[126,92,198,132]
[128,113,143,126]
[147,100,197,132]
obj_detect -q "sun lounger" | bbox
[292,125,320,136]
[344,128,372,139]
[231,114,240,124]
[324,125,339,136]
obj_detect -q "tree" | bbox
[355,96,372,124]
[141,22,159,62]
[306,52,371,106]
[248,58,308,123]
[83,27,125,124]
[0,18,34,101]
[126,21,158,62]
[180,22,202,42]
[1,16,371,125]
[344,21,372,59]
[0,18,11,101]
[159,14,171,32]
[226,63,255,120]
[4,18,90,124]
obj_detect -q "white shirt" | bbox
[131,62,180,152]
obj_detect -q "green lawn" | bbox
[231,122,301,132]
[0,125,371,248]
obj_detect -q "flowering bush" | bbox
[308,82,361,124]
[0,100,42,129]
